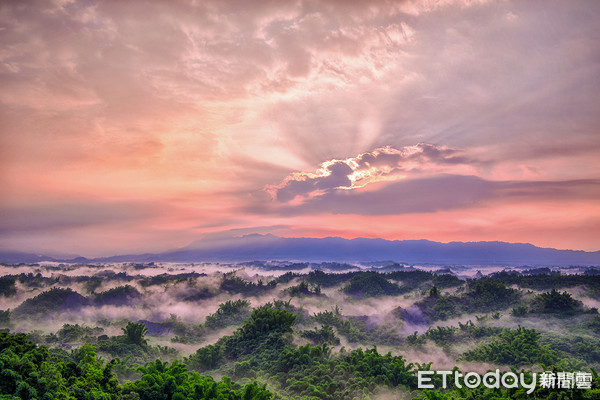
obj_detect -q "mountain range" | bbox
[1,234,600,266]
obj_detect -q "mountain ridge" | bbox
[1,234,599,266]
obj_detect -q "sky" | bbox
[1,0,599,257]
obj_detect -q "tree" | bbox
[122,322,149,346]
[429,286,440,298]
[535,288,582,314]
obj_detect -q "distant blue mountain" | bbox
[0,251,59,264]
[2,234,599,265]
[95,234,600,266]
[0,251,88,264]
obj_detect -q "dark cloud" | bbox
[411,143,470,165]
[266,176,600,216]
[275,175,495,215]
[499,179,600,200]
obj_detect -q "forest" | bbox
[1,262,600,399]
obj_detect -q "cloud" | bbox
[0,201,158,235]
[258,140,600,217]
[266,143,475,202]
[282,176,600,216]
[262,0,600,170]
[276,174,496,215]
[1,0,599,254]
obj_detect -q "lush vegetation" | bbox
[488,270,600,292]
[460,326,559,367]
[55,323,104,343]
[2,264,600,399]
[415,279,520,322]
[204,300,252,329]
[531,288,584,315]
[283,281,322,297]
[96,322,180,364]
[342,272,405,298]
[13,287,88,318]
[188,305,418,399]
[313,306,401,345]
[93,285,141,306]
[0,276,16,297]
[464,279,519,312]
[220,272,277,296]
[0,331,274,400]
[139,272,206,287]
[0,310,11,328]
[299,325,340,346]
[407,320,503,347]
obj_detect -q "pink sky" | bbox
[1,0,599,256]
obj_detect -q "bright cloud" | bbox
[266,143,476,202]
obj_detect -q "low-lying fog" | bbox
[1,261,599,363]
